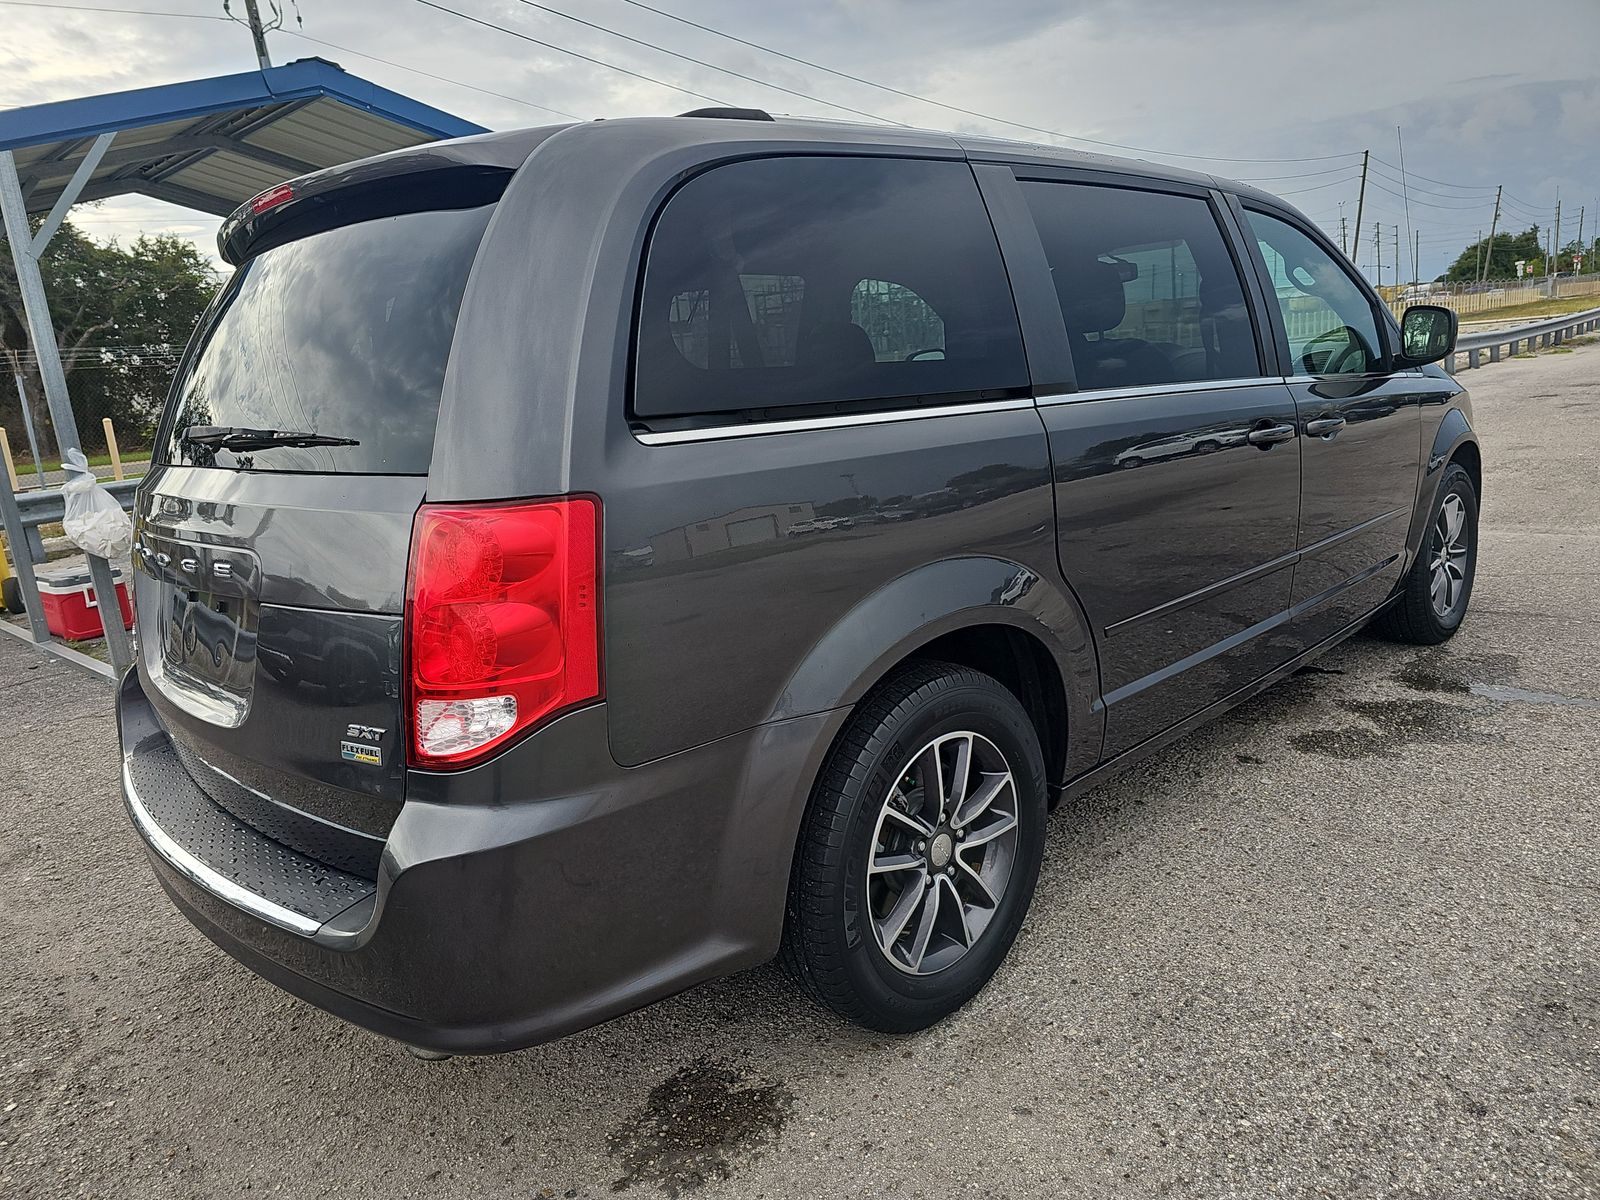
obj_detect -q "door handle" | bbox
[1247,422,1296,447]
[1306,415,1347,439]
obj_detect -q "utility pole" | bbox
[1552,199,1562,278]
[1353,150,1369,275]
[241,0,272,69]
[1414,228,1421,288]
[1480,185,1502,284]
[1396,126,1414,292]
[1475,230,1485,284]
[1374,223,1382,294]
[1340,215,1348,257]
[1576,206,1585,274]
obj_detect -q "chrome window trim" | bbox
[122,755,322,937]
[1035,376,1282,406]
[632,397,1036,445]
[632,366,1427,444]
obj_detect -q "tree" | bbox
[0,217,219,461]
[1438,226,1542,283]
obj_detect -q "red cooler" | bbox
[35,562,134,641]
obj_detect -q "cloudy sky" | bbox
[3,0,1598,280]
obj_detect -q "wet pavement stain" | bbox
[1392,651,1520,696]
[1471,683,1600,709]
[1290,697,1484,760]
[607,1059,795,1197]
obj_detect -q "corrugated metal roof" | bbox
[245,97,435,163]
[0,58,485,218]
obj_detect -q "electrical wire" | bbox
[0,0,227,19]
[281,28,581,119]
[510,1,903,125]
[412,0,731,108]
[0,0,583,121]
[612,0,1366,165]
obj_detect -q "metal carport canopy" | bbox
[0,56,487,218]
[0,59,487,670]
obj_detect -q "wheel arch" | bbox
[771,555,1102,788]
[1404,407,1478,568]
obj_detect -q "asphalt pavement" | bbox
[1,343,1597,1199]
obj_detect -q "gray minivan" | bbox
[118,111,1479,1055]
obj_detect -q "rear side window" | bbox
[1021,182,1260,390]
[161,205,493,474]
[633,156,1027,419]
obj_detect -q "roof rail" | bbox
[677,107,774,122]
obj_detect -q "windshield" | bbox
[160,204,493,474]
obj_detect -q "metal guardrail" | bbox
[0,465,138,674]
[1447,305,1600,372]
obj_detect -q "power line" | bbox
[511,1,902,125]
[0,0,227,19]
[612,0,1365,165]
[1270,174,1364,198]
[412,0,731,108]
[1234,164,1362,182]
[281,28,581,119]
[0,1,583,120]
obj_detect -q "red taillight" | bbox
[405,496,600,768]
[249,183,294,214]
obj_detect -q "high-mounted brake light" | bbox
[249,183,295,214]
[405,497,601,768]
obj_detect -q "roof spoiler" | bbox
[677,107,774,122]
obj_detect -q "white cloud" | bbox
[1,0,1596,280]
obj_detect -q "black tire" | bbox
[781,660,1048,1033]
[1374,463,1478,645]
[1,573,23,615]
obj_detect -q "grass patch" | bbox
[1511,352,1539,359]
[1460,294,1600,323]
[9,448,152,470]
[1550,346,1575,353]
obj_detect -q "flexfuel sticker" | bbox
[341,740,382,766]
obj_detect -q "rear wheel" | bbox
[1375,462,1478,645]
[781,661,1047,1033]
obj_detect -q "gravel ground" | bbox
[2,346,1597,1199]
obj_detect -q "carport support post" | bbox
[0,449,50,642]
[85,552,132,674]
[0,133,115,458]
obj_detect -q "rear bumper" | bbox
[118,667,841,1054]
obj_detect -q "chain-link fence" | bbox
[3,344,170,487]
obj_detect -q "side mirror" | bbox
[1397,304,1458,367]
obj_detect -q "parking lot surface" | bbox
[2,346,1597,1199]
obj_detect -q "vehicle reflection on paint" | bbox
[1114,427,1251,468]
[619,461,1048,565]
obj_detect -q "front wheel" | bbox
[781,661,1047,1033]
[1374,462,1478,644]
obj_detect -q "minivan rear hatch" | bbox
[132,169,502,879]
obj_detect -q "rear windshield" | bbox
[159,205,493,474]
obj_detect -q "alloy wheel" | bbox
[1429,492,1470,618]
[867,731,1020,976]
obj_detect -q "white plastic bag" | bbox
[60,448,132,560]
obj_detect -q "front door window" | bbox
[1246,210,1384,376]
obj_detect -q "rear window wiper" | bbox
[180,425,361,452]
